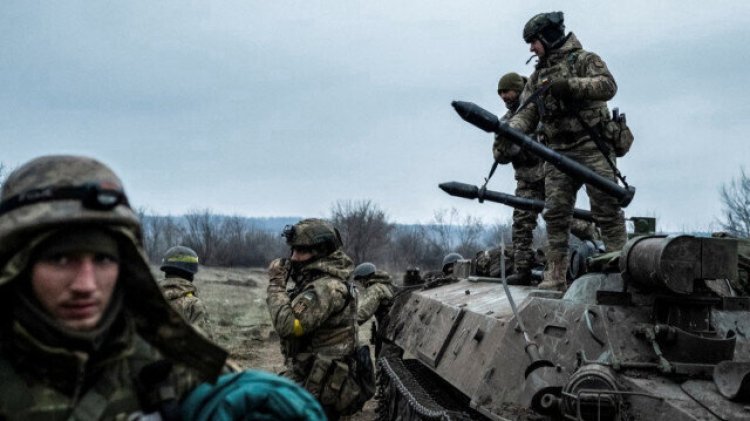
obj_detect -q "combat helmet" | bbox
[497,72,526,93]
[282,218,343,256]
[352,262,377,280]
[0,155,226,378]
[523,11,566,49]
[442,252,464,274]
[161,245,200,276]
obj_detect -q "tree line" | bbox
[139,201,543,272]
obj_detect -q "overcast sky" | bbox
[1,1,748,232]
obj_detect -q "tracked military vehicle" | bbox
[374,102,750,420]
[377,234,750,421]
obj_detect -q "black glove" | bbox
[549,79,572,99]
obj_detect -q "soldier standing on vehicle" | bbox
[0,155,326,420]
[503,12,627,290]
[493,72,545,285]
[267,218,374,420]
[159,245,212,338]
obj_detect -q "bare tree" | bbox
[184,209,218,264]
[330,200,394,263]
[387,225,441,271]
[428,208,485,259]
[720,168,750,237]
[483,219,513,248]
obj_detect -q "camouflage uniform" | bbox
[267,238,370,417]
[356,270,395,324]
[508,31,626,285]
[494,95,545,275]
[0,156,226,419]
[161,275,213,338]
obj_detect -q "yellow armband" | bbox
[293,319,305,337]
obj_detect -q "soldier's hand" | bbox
[268,258,290,285]
[549,79,572,99]
[493,134,518,164]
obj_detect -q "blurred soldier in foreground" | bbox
[159,245,212,337]
[0,155,325,420]
[267,218,375,420]
[504,11,628,290]
[493,72,544,285]
[352,262,395,356]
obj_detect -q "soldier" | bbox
[159,245,212,337]
[267,218,374,420]
[493,72,545,285]
[503,11,627,290]
[0,155,326,419]
[351,262,395,325]
[441,252,463,275]
[351,262,395,358]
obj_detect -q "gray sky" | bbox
[1,1,748,232]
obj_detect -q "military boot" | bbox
[537,252,569,291]
[505,267,532,285]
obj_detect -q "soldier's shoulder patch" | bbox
[292,291,316,316]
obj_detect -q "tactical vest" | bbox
[531,50,611,148]
[285,276,358,360]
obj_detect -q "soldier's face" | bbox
[31,252,119,331]
[529,39,545,57]
[291,247,315,263]
[499,89,520,107]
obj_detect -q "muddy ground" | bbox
[165,266,377,420]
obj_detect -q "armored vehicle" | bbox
[373,100,750,420]
[376,234,750,420]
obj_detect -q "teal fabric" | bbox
[181,371,327,421]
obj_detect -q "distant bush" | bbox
[139,204,519,271]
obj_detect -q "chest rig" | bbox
[532,51,610,145]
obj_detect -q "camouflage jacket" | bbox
[356,271,395,324]
[267,250,357,362]
[509,33,617,151]
[160,276,213,338]
[494,98,544,183]
[0,314,200,420]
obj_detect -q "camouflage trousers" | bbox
[543,145,626,256]
[512,177,544,270]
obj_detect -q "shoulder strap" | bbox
[573,114,629,188]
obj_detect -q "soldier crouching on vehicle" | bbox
[159,245,213,338]
[267,218,375,420]
[0,155,326,420]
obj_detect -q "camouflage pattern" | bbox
[508,33,626,259]
[356,271,395,324]
[0,306,201,419]
[161,275,213,338]
[474,247,513,278]
[493,77,545,272]
[0,155,226,419]
[512,178,545,271]
[267,248,369,415]
[283,218,341,249]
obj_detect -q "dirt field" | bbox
[173,266,378,420]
